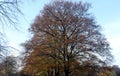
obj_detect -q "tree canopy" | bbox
[22,1,113,76]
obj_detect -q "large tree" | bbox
[23,1,113,76]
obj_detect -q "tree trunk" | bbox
[64,70,69,76]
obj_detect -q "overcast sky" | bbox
[5,0,120,66]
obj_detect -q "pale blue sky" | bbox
[5,0,120,66]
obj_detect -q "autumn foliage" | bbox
[22,1,113,76]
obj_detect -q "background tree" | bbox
[0,56,17,76]
[23,1,113,76]
[113,65,120,76]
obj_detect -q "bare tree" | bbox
[0,1,23,75]
[0,0,22,53]
[0,0,22,27]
